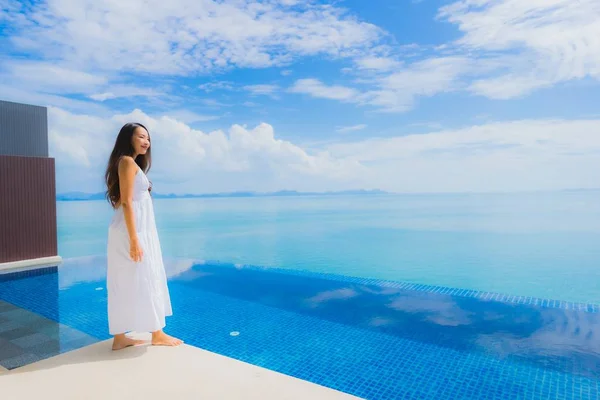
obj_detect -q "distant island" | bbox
[56,189,389,201]
[56,187,600,201]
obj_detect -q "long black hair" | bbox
[104,122,152,208]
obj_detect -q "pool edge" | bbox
[56,255,600,313]
[221,262,600,313]
[0,256,63,274]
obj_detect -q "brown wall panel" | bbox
[0,155,58,263]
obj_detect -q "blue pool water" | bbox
[0,257,599,399]
[57,192,600,303]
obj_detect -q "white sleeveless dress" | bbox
[106,165,172,335]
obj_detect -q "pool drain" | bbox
[230,331,240,336]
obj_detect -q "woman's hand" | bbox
[129,238,144,262]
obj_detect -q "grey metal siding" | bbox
[0,99,48,157]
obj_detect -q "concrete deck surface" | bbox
[0,333,362,400]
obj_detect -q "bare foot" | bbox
[151,330,184,347]
[112,335,146,351]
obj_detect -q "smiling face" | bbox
[131,126,150,156]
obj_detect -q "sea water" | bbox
[57,191,600,303]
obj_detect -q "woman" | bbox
[104,122,183,350]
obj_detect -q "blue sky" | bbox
[1,0,599,194]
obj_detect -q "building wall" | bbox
[0,100,49,157]
[0,100,57,264]
[0,156,58,263]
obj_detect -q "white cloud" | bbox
[3,0,598,116]
[198,81,235,92]
[201,99,232,108]
[2,62,107,93]
[48,106,600,194]
[156,110,220,124]
[89,86,164,102]
[243,84,280,97]
[468,75,551,100]
[48,107,364,194]
[1,0,387,114]
[326,119,600,192]
[0,60,166,111]
[289,78,360,101]
[0,84,110,115]
[380,57,468,97]
[281,69,293,76]
[290,57,468,112]
[354,56,399,71]
[48,107,115,170]
[6,0,382,75]
[0,0,19,16]
[288,1,600,110]
[336,124,367,133]
[361,56,470,112]
[88,93,118,102]
[438,0,600,98]
[197,82,279,98]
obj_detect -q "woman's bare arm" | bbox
[118,156,139,245]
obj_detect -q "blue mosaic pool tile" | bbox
[60,335,99,353]
[1,353,44,370]
[57,325,91,342]
[37,323,61,340]
[11,333,53,348]
[0,266,58,282]
[220,261,600,313]
[0,299,100,370]
[0,337,23,360]
[1,327,38,341]
[160,283,600,399]
[2,259,600,398]
[0,320,21,333]
[1,308,45,325]
[0,301,18,312]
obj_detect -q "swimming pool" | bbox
[1,257,599,399]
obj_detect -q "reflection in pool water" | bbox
[1,257,599,399]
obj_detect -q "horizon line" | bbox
[55,187,600,200]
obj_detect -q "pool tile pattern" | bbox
[0,266,58,282]
[1,258,599,399]
[0,300,99,370]
[224,262,600,313]
[168,279,600,400]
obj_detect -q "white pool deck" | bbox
[0,332,362,400]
